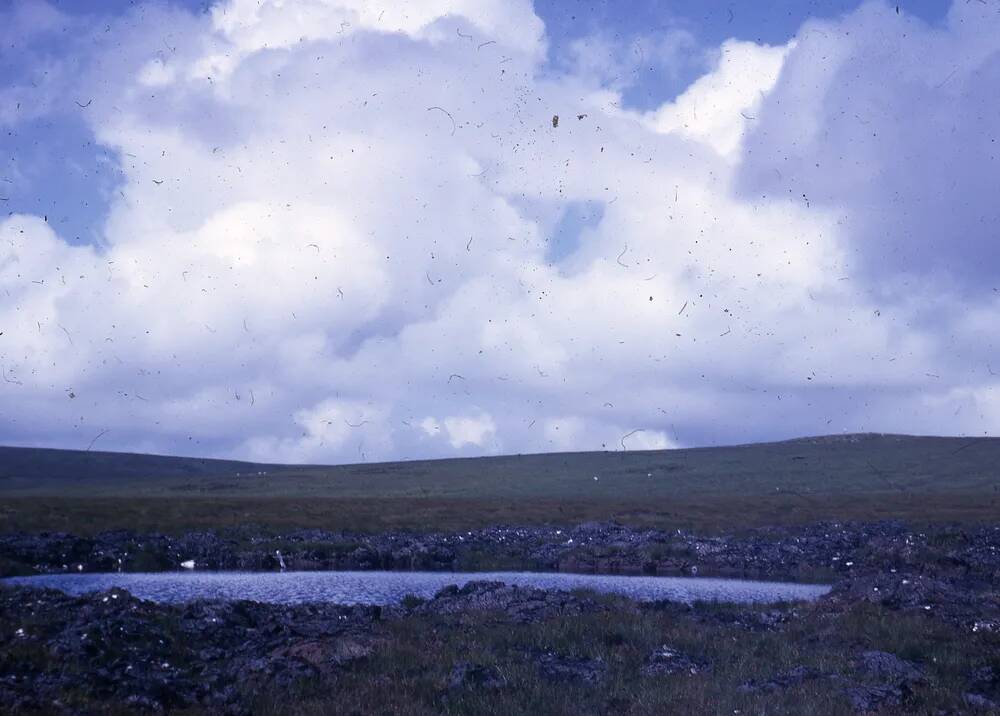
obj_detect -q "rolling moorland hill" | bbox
[0,433,997,533]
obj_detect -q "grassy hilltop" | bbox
[1,433,998,534]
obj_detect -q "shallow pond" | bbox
[2,571,830,606]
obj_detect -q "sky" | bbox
[0,0,998,463]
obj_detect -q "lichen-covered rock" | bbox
[640,645,710,677]
[844,683,904,712]
[855,650,924,685]
[415,581,606,623]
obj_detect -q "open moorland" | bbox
[2,434,999,714]
[1,433,999,534]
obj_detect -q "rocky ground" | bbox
[3,520,999,584]
[1,521,999,714]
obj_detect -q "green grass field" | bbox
[1,433,998,533]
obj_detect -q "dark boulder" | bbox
[533,651,607,684]
[738,665,828,693]
[447,661,505,690]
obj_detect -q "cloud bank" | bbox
[1,0,998,462]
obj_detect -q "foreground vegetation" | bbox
[3,580,997,715]
[253,602,995,716]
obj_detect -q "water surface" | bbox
[2,571,830,606]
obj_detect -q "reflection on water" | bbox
[2,571,830,606]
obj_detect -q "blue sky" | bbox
[537,0,947,104]
[1,0,998,461]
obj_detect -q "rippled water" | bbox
[2,571,830,606]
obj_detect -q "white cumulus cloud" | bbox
[1,0,998,462]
